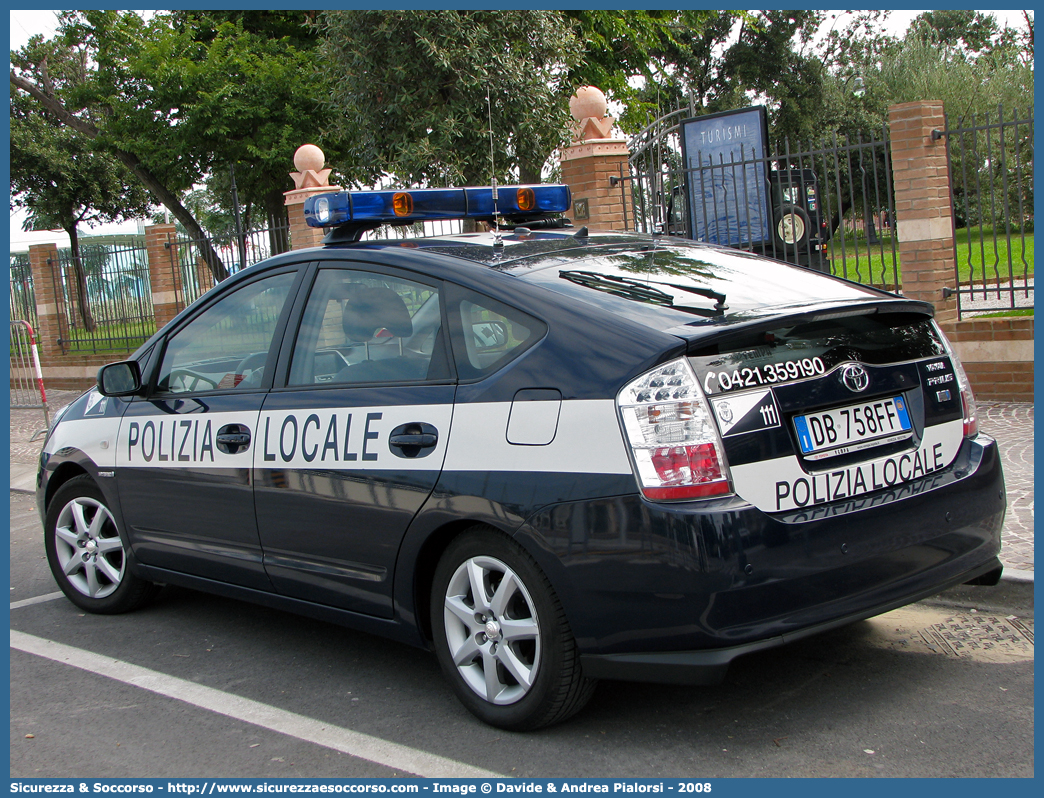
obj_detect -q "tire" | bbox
[44,475,159,614]
[773,204,811,248]
[431,526,596,730]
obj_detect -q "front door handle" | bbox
[216,423,251,455]
[388,423,438,458]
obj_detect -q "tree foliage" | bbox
[10,40,152,331]
[316,10,582,187]
[162,11,341,236]
[567,11,833,145]
[11,10,339,278]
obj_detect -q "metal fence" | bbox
[9,252,36,331]
[943,104,1034,319]
[363,218,465,240]
[11,221,297,355]
[170,221,292,307]
[626,110,899,290]
[50,240,156,354]
[9,213,473,359]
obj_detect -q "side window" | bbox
[155,271,295,394]
[287,268,448,386]
[452,290,546,379]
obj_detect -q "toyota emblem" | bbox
[841,363,870,393]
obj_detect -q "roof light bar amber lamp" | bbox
[392,192,414,217]
[517,188,536,212]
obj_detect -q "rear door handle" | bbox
[388,423,438,458]
[389,433,437,447]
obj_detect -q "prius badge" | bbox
[840,363,870,393]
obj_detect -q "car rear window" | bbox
[520,243,881,329]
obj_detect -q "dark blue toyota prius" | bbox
[38,184,1005,730]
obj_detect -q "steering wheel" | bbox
[167,369,219,393]
[234,352,269,389]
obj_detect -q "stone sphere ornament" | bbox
[289,144,332,190]
[569,86,608,122]
[294,144,325,174]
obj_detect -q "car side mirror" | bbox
[97,361,142,397]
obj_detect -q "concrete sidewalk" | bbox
[10,391,1033,586]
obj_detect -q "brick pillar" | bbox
[558,86,634,232]
[146,224,185,330]
[27,242,64,358]
[285,144,341,251]
[285,186,338,250]
[560,142,635,231]
[888,101,958,324]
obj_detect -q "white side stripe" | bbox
[58,400,634,475]
[45,416,121,467]
[11,630,500,778]
[444,400,632,474]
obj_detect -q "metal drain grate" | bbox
[918,614,1034,658]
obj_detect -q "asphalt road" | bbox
[9,491,1034,779]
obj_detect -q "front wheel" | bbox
[44,475,159,614]
[431,527,596,730]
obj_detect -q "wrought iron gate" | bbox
[941,104,1034,319]
[625,108,899,290]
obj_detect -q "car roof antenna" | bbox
[486,86,504,252]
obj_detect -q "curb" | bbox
[929,571,1034,615]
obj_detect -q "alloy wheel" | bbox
[442,555,541,705]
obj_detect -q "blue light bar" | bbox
[303,184,571,228]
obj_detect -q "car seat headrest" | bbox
[342,286,413,341]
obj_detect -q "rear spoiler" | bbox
[664,298,936,351]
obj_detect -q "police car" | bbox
[38,184,1005,731]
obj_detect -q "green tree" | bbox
[163,10,340,252]
[316,10,582,187]
[11,10,339,279]
[9,18,231,279]
[565,11,735,129]
[721,11,829,144]
[909,10,1000,53]
[10,86,152,332]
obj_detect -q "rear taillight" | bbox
[617,358,732,500]
[934,323,978,438]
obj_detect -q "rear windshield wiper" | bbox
[559,270,727,318]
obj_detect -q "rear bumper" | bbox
[521,434,1006,682]
[579,556,1002,685]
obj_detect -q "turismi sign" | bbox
[680,106,771,247]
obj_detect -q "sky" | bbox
[7,8,1033,252]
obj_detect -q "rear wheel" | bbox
[44,475,159,614]
[431,527,596,730]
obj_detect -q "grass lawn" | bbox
[974,307,1034,318]
[826,226,1033,288]
[62,319,155,354]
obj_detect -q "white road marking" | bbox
[10,592,65,610]
[11,630,500,778]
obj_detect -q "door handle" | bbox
[388,423,438,458]
[216,424,251,455]
[389,433,437,448]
